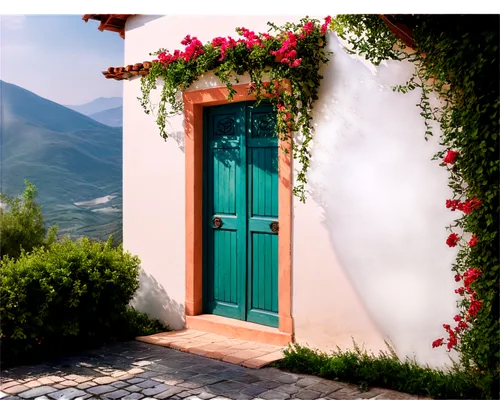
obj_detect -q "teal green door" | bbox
[203,101,279,328]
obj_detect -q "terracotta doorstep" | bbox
[136,329,285,368]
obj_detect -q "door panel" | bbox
[204,103,246,320]
[204,101,278,327]
[246,103,279,327]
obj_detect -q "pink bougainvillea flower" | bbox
[320,16,332,35]
[446,233,460,247]
[443,150,459,164]
[468,236,478,247]
[291,58,302,68]
[432,338,444,348]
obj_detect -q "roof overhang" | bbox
[82,14,133,39]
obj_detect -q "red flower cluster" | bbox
[446,233,460,247]
[237,27,263,49]
[300,21,315,39]
[463,267,481,288]
[156,35,204,65]
[320,16,332,35]
[443,150,459,164]
[180,35,204,61]
[436,266,483,350]
[211,36,238,61]
[271,31,302,68]
[468,236,478,247]
[445,198,482,214]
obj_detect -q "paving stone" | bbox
[102,389,130,399]
[154,387,184,399]
[254,380,281,390]
[122,394,144,400]
[205,380,247,396]
[44,379,64,384]
[295,388,323,399]
[177,381,205,390]
[142,384,170,396]
[125,379,145,385]
[18,386,56,398]
[123,386,142,393]
[310,382,346,395]
[0,393,8,400]
[87,385,116,395]
[4,386,29,395]
[135,380,159,389]
[258,390,290,400]
[296,377,322,388]
[35,379,54,387]
[277,383,301,394]
[24,381,42,389]
[1,382,22,391]
[196,392,216,399]
[34,396,50,400]
[93,377,116,385]
[59,381,77,387]
[240,385,268,397]
[73,395,91,400]
[75,383,96,390]
[47,388,88,400]
[111,381,129,389]
[231,374,261,384]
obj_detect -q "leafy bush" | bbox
[0,180,57,260]
[116,307,170,339]
[0,237,141,364]
[275,343,484,399]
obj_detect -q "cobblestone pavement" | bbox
[0,341,429,400]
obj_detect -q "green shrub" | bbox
[116,307,170,339]
[0,180,57,260]
[275,342,485,399]
[0,236,141,363]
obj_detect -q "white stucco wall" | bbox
[123,14,459,368]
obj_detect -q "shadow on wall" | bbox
[303,33,459,368]
[131,269,185,330]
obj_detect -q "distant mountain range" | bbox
[89,106,123,127]
[66,97,123,127]
[66,97,122,116]
[0,80,123,242]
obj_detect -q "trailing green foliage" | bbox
[0,180,58,260]
[276,343,484,399]
[331,14,499,397]
[0,237,145,365]
[139,16,332,202]
[117,307,169,339]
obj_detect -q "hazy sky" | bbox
[0,15,124,105]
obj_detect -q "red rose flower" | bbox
[446,233,460,247]
[455,287,465,295]
[454,274,461,282]
[432,338,444,348]
[453,314,462,322]
[443,150,459,164]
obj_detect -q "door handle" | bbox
[270,221,279,233]
[213,216,223,228]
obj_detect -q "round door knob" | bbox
[270,221,279,233]
[213,217,223,228]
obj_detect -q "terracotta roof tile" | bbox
[103,62,152,80]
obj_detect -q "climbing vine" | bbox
[331,14,499,397]
[139,16,332,202]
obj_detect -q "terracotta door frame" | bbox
[182,83,293,336]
